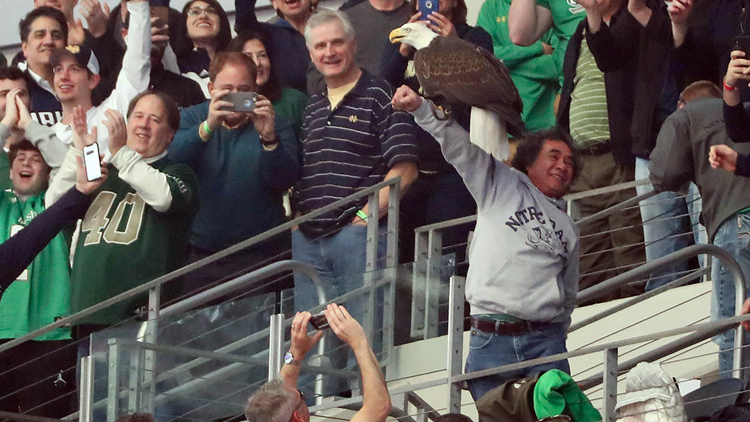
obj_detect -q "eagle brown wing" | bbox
[414,37,525,135]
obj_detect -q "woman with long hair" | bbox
[228,30,308,137]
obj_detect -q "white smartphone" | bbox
[83,143,102,182]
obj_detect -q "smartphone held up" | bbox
[83,144,102,182]
[221,92,259,113]
[419,0,439,17]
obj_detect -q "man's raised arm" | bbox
[326,304,391,422]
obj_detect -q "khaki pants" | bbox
[569,152,646,303]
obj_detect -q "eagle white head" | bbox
[389,22,439,50]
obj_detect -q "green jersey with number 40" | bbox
[70,157,198,326]
[0,190,72,340]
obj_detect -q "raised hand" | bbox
[68,19,86,45]
[103,109,127,156]
[325,303,367,349]
[667,0,691,25]
[725,50,750,89]
[709,144,739,173]
[150,16,170,46]
[1,88,21,129]
[289,312,325,359]
[80,0,112,38]
[16,95,34,131]
[427,12,457,38]
[75,154,108,194]
[72,105,97,151]
[392,85,424,112]
[249,94,276,143]
[206,89,234,132]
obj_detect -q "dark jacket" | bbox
[24,71,62,126]
[675,0,750,101]
[558,1,673,164]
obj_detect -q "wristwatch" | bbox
[284,350,301,366]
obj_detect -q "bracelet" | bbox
[356,210,368,221]
[260,135,278,146]
[724,78,737,91]
[202,121,213,134]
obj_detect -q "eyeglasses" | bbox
[187,6,219,17]
[287,389,305,422]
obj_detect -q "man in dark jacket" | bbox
[651,85,750,378]
[557,0,676,297]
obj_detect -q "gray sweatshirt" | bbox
[411,102,580,325]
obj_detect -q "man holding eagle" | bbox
[390,19,581,400]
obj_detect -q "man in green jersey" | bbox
[46,91,198,343]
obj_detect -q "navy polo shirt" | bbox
[297,71,418,237]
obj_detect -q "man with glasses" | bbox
[244,303,391,422]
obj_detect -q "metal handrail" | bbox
[568,267,709,332]
[159,260,324,317]
[576,244,740,305]
[0,176,402,355]
[412,178,653,237]
[308,314,750,414]
[575,190,656,227]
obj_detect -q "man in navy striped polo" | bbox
[292,8,418,396]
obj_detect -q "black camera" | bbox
[310,312,330,330]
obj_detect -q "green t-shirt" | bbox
[477,0,559,131]
[568,38,610,147]
[536,0,586,83]
[274,87,307,139]
[70,157,198,326]
[0,190,71,340]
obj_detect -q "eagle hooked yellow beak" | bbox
[389,23,437,49]
[389,27,410,44]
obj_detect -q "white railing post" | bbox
[447,276,465,414]
[602,348,618,422]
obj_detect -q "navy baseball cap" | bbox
[49,44,100,75]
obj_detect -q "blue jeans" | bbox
[711,213,750,377]
[464,322,569,401]
[292,223,387,399]
[636,158,695,290]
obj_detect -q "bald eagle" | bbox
[389,23,524,160]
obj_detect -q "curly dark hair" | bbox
[510,127,582,183]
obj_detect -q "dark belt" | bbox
[470,316,540,336]
[578,141,611,155]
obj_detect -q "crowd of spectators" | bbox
[3,0,750,418]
